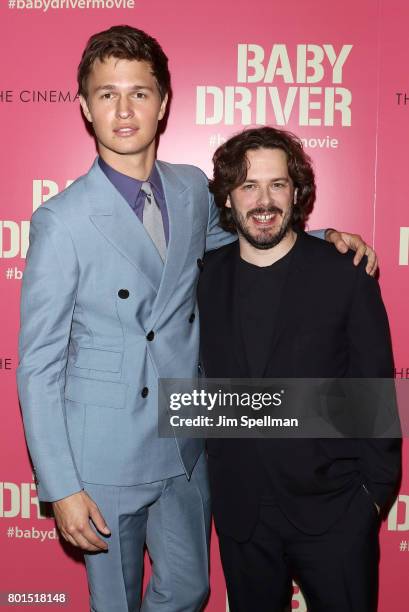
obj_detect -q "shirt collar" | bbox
[98,157,163,208]
[148,163,162,197]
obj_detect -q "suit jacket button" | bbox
[118,289,129,299]
[146,330,155,341]
[189,313,195,323]
[197,258,204,271]
[141,387,149,398]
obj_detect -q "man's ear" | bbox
[158,93,168,121]
[225,195,232,209]
[294,188,298,204]
[79,95,93,123]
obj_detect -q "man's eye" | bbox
[134,92,147,99]
[272,183,285,189]
[242,184,255,190]
[101,93,113,99]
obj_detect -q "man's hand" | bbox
[52,490,111,552]
[325,229,378,276]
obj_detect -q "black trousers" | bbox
[218,485,380,612]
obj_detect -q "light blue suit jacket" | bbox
[17,159,234,502]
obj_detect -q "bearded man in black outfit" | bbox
[197,127,401,612]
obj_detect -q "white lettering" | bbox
[399,228,409,265]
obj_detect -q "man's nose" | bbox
[258,186,272,206]
[116,95,134,119]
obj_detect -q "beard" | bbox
[230,203,294,250]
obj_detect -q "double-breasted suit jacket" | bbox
[17,158,234,502]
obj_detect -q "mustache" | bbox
[246,206,283,219]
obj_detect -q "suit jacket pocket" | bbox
[64,375,128,409]
[74,347,122,372]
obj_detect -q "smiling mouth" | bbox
[250,211,281,225]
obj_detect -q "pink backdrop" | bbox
[1,0,408,609]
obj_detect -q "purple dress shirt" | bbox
[98,157,170,245]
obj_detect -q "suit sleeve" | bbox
[347,264,401,510]
[205,190,237,252]
[17,206,83,502]
[307,229,326,240]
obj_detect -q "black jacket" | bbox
[197,232,401,541]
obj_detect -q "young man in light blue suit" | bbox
[17,25,378,612]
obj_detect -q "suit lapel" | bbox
[85,159,196,327]
[148,161,194,328]
[213,242,248,377]
[86,160,163,294]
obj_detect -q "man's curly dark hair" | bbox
[209,126,316,233]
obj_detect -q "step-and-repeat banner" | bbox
[1,0,408,609]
